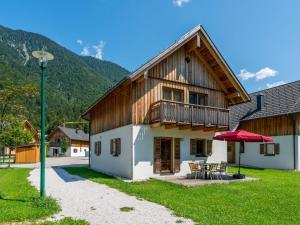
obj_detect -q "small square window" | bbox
[266,144,275,156]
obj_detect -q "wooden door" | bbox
[160,138,172,173]
[227,142,235,163]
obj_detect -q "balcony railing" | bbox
[149,100,229,128]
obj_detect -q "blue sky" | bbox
[1,0,299,93]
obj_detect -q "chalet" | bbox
[82,25,250,180]
[48,126,89,157]
[7,120,40,163]
[229,80,300,170]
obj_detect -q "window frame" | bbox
[94,141,101,156]
[190,138,210,157]
[240,141,245,153]
[110,138,121,157]
[162,87,184,103]
[189,92,208,106]
[265,143,275,156]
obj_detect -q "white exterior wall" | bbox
[297,136,300,170]
[49,146,89,157]
[132,125,227,180]
[235,135,298,170]
[69,146,89,157]
[90,125,133,179]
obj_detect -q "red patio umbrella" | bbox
[213,130,273,179]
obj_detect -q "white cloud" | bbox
[76,39,83,45]
[93,41,105,60]
[238,67,278,81]
[81,47,89,56]
[266,81,286,88]
[238,69,255,81]
[255,67,278,80]
[173,0,190,7]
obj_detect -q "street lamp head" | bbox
[32,50,54,68]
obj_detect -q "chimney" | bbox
[256,94,264,111]
[75,128,79,134]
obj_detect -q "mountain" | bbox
[0,25,130,132]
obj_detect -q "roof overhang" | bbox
[82,25,250,118]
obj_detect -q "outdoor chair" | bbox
[217,161,228,180]
[208,163,220,180]
[188,162,201,179]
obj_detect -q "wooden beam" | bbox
[164,123,177,129]
[185,33,201,53]
[150,122,161,128]
[178,124,191,130]
[203,126,217,132]
[216,126,229,132]
[192,125,205,131]
[226,92,239,99]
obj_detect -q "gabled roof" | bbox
[229,80,300,129]
[82,25,250,118]
[49,126,89,142]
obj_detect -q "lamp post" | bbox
[32,50,54,197]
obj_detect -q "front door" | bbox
[53,148,59,157]
[160,138,172,173]
[227,142,235,163]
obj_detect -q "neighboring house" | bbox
[48,126,89,157]
[229,80,300,170]
[7,120,40,163]
[82,25,250,180]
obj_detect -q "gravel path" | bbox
[29,167,194,225]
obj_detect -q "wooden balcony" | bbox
[149,100,229,131]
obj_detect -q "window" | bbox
[94,141,101,156]
[163,87,184,102]
[110,138,121,157]
[240,142,245,153]
[73,148,78,153]
[190,139,213,157]
[189,92,207,105]
[260,143,280,156]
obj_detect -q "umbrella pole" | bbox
[238,143,241,175]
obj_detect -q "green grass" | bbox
[119,206,134,212]
[0,168,60,223]
[34,217,89,225]
[65,167,300,225]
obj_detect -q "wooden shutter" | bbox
[260,144,265,154]
[94,142,98,155]
[190,139,197,155]
[116,138,121,156]
[110,139,114,155]
[206,140,213,156]
[174,138,181,172]
[275,143,280,155]
[153,137,161,173]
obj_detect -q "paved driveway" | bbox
[9,156,88,168]
[29,167,193,225]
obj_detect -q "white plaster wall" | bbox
[235,135,296,170]
[90,125,133,179]
[297,136,300,170]
[132,125,227,180]
[69,146,89,157]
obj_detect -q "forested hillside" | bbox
[0,25,129,132]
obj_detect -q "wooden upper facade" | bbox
[48,127,89,148]
[84,25,250,135]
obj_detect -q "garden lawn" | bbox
[0,168,60,223]
[65,167,300,225]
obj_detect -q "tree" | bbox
[60,137,69,156]
[0,115,34,167]
[0,78,37,159]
